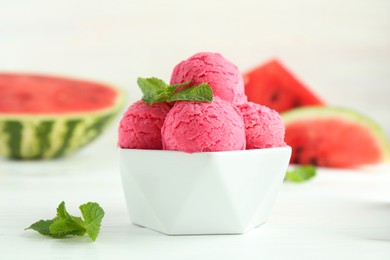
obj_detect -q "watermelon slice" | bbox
[282,106,390,168]
[0,73,125,160]
[244,60,324,113]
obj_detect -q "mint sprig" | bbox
[137,77,213,105]
[25,201,104,241]
[285,165,316,183]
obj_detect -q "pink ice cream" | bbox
[162,97,246,153]
[170,52,247,104]
[237,102,286,149]
[118,101,171,149]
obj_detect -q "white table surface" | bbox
[1,129,389,260]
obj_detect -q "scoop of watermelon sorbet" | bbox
[162,97,246,153]
[118,101,171,149]
[236,102,286,149]
[170,52,247,104]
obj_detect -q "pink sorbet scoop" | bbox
[118,101,171,149]
[162,97,246,153]
[236,102,286,149]
[170,52,247,105]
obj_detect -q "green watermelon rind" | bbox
[0,85,125,160]
[281,106,390,162]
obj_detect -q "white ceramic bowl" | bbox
[119,146,291,235]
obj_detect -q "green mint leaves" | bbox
[25,201,104,241]
[79,203,105,241]
[285,165,316,183]
[137,77,213,105]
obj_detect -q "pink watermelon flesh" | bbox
[244,59,324,113]
[285,118,385,168]
[0,74,118,114]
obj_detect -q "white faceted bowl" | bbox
[119,146,291,235]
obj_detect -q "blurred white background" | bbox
[1,0,389,135]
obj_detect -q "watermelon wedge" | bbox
[282,106,390,168]
[0,73,125,160]
[244,60,324,113]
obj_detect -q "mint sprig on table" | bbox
[285,165,316,183]
[137,77,213,105]
[25,201,104,241]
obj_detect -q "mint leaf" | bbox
[285,165,316,183]
[79,202,105,241]
[49,218,86,237]
[169,80,191,89]
[25,219,61,238]
[48,202,86,237]
[137,77,168,94]
[137,77,213,105]
[167,83,213,102]
[48,201,86,237]
[138,77,172,105]
[25,201,104,241]
[55,201,71,219]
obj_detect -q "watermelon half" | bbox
[0,73,125,160]
[282,106,390,168]
[244,59,324,113]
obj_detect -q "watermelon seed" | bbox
[309,157,318,165]
[270,91,280,103]
[292,147,303,164]
[292,99,301,108]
